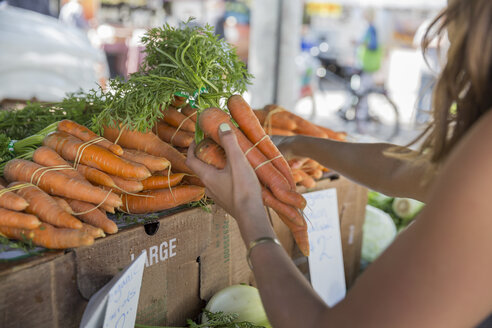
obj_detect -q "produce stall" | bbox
[0,21,367,328]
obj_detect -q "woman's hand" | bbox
[186,123,265,223]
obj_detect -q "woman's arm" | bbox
[187,118,492,327]
[277,135,434,201]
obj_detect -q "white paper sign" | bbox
[304,188,346,307]
[80,251,146,328]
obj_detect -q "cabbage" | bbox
[204,285,272,328]
[361,205,397,264]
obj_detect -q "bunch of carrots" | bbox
[189,95,310,256]
[254,104,347,141]
[0,118,205,250]
[254,104,346,189]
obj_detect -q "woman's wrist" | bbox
[236,205,276,245]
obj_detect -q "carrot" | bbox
[43,131,151,180]
[33,146,86,181]
[288,157,309,170]
[120,185,205,214]
[182,175,204,187]
[12,182,83,229]
[297,170,316,188]
[254,109,297,131]
[278,213,310,256]
[291,169,304,184]
[261,107,298,131]
[30,223,94,249]
[58,119,123,156]
[81,223,105,239]
[181,104,197,122]
[315,124,347,141]
[109,174,143,193]
[199,107,306,209]
[162,106,196,132]
[75,163,116,188]
[266,128,295,136]
[99,203,115,214]
[171,95,187,108]
[301,159,319,171]
[153,168,170,176]
[141,174,185,190]
[0,207,41,229]
[66,199,118,234]
[103,125,192,174]
[120,148,170,173]
[228,95,296,190]
[0,181,29,211]
[0,226,34,241]
[153,120,194,148]
[264,105,327,138]
[310,169,323,180]
[4,159,122,208]
[261,187,305,227]
[52,196,73,214]
[195,138,227,169]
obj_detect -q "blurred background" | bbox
[0,0,447,144]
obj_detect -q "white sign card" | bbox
[304,188,346,307]
[80,251,147,328]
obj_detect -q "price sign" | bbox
[80,251,146,328]
[304,188,346,307]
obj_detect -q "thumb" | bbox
[217,123,247,164]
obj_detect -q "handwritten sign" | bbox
[304,188,346,307]
[80,251,146,328]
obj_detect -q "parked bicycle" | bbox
[317,56,400,141]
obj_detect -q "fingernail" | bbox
[219,123,231,132]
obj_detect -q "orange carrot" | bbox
[81,223,105,239]
[228,95,296,190]
[33,146,86,181]
[261,187,305,227]
[0,226,35,241]
[12,182,83,229]
[288,157,309,170]
[0,207,41,229]
[108,174,143,193]
[58,119,123,156]
[261,106,298,131]
[66,199,118,234]
[254,109,297,131]
[120,185,205,214]
[43,131,151,180]
[199,107,306,209]
[30,223,94,249]
[52,196,73,214]
[75,163,116,188]
[181,104,197,122]
[267,128,296,136]
[141,174,185,190]
[171,95,187,108]
[103,125,192,174]
[278,213,310,256]
[297,170,316,188]
[4,159,122,208]
[263,105,327,138]
[195,138,226,169]
[291,169,304,184]
[162,106,196,132]
[153,168,170,176]
[153,120,194,148]
[310,169,323,180]
[315,124,347,141]
[120,148,170,172]
[0,181,29,211]
[182,175,204,187]
[301,159,319,171]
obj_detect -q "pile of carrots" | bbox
[288,158,329,189]
[0,118,205,250]
[192,95,310,256]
